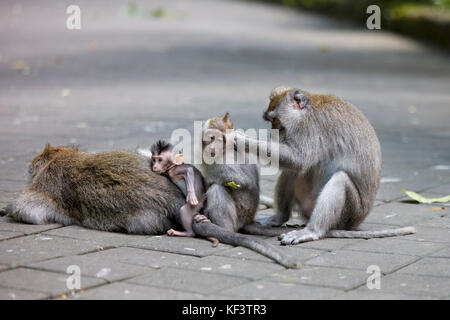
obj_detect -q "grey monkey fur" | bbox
[192,115,299,268]
[5,144,297,268]
[230,87,415,244]
[7,146,185,234]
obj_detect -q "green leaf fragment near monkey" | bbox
[224,181,240,190]
[403,190,450,204]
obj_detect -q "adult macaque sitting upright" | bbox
[227,87,415,245]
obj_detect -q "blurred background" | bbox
[0,0,449,204]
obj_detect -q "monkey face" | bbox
[202,128,225,160]
[263,87,309,134]
[151,150,177,174]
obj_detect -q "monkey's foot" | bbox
[167,229,194,237]
[194,214,211,224]
[279,229,321,245]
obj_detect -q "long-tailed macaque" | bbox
[228,87,415,244]
[192,113,299,268]
[150,140,218,247]
[7,145,185,234]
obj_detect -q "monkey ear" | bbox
[174,153,184,165]
[222,112,234,130]
[293,90,308,109]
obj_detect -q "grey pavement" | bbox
[0,0,449,299]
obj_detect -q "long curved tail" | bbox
[192,219,299,269]
[326,226,416,239]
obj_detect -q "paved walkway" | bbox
[0,0,449,299]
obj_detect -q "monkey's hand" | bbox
[194,214,211,224]
[225,130,247,151]
[187,193,199,206]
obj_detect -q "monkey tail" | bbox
[0,204,14,217]
[326,226,416,239]
[192,219,299,269]
[241,222,289,237]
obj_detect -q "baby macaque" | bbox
[150,140,218,247]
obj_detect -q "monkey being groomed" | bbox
[227,87,415,245]
[191,113,299,268]
[4,143,299,268]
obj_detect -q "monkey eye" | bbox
[210,135,215,141]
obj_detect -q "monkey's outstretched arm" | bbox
[184,166,199,206]
[230,132,300,169]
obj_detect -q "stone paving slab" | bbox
[416,215,450,229]
[266,266,368,290]
[128,234,233,257]
[365,202,447,226]
[27,254,154,283]
[0,231,23,241]
[0,268,105,297]
[0,216,62,235]
[0,234,104,267]
[332,287,435,300]
[343,238,447,256]
[0,0,449,300]
[213,246,323,264]
[376,273,450,299]
[172,255,286,280]
[82,247,200,269]
[397,257,450,278]
[400,226,450,243]
[426,183,450,195]
[220,280,342,300]
[0,287,48,300]
[334,273,450,300]
[126,266,251,295]
[0,180,27,193]
[43,226,151,248]
[67,282,204,300]
[430,247,450,258]
[305,250,420,274]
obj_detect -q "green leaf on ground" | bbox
[403,190,450,204]
[224,181,240,190]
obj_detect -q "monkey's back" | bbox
[306,96,382,219]
[29,149,185,233]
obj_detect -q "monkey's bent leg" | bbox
[10,190,73,225]
[263,170,296,227]
[178,204,197,236]
[279,171,355,245]
[205,184,238,232]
